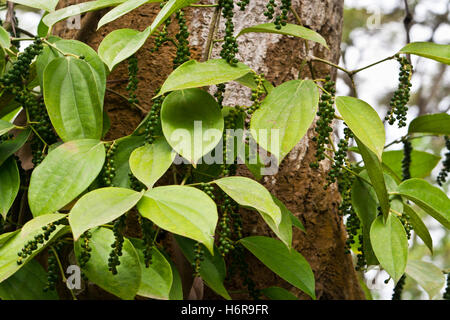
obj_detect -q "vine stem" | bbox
[42,39,80,59]
[106,88,147,114]
[202,6,221,62]
[50,246,78,301]
[322,152,373,186]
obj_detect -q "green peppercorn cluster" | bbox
[218,0,239,65]
[108,215,126,275]
[44,242,64,292]
[126,55,139,105]
[392,274,406,300]
[402,139,412,180]
[129,172,146,191]
[173,10,191,69]
[247,74,266,115]
[385,55,412,128]
[264,0,276,19]
[274,0,291,29]
[140,217,156,268]
[236,0,249,10]
[325,127,353,189]
[437,136,450,186]
[310,76,336,169]
[144,95,164,144]
[344,204,360,254]
[221,107,244,175]
[101,142,117,187]
[444,273,450,300]
[214,83,226,107]
[192,242,204,277]
[230,244,260,299]
[78,231,92,269]
[150,4,171,53]
[217,195,235,256]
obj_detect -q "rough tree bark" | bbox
[54,0,365,300]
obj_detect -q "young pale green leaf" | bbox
[175,236,231,300]
[0,259,58,300]
[69,187,143,240]
[0,120,15,137]
[9,0,59,12]
[137,186,218,254]
[37,13,50,37]
[403,205,432,253]
[235,72,274,94]
[158,59,252,96]
[241,236,315,299]
[238,23,328,49]
[382,150,440,179]
[370,214,408,283]
[214,176,281,226]
[43,0,127,27]
[0,215,68,282]
[130,239,173,300]
[0,26,11,49]
[408,113,450,135]
[261,286,298,300]
[250,79,319,164]
[43,57,104,141]
[405,260,445,299]
[336,96,385,159]
[398,178,450,229]
[161,88,224,165]
[74,227,141,300]
[98,27,151,71]
[98,0,155,29]
[129,138,175,188]
[0,157,20,220]
[111,135,146,187]
[0,128,31,167]
[28,139,105,217]
[400,42,450,65]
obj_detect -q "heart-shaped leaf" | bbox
[0,157,20,219]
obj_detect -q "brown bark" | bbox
[54,0,364,300]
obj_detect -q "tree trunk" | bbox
[54,0,364,300]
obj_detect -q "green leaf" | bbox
[161,88,224,165]
[370,214,408,283]
[250,79,319,164]
[129,138,175,188]
[382,150,440,179]
[43,0,127,27]
[43,57,104,141]
[261,286,298,300]
[289,212,305,232]
[98,27,151,71]
[405,260,445,299]
[235,72,274,94]
[238,23,328,49]
[241,236,315,299]
[214,176,281,226]
[400,42,450,65]
[9,0,59,12]
[98,0,153,29]
[167,258,183,300]
[148,0,196,37]
[74,227,140,300]
[28,139,105,217]
[336,96,385,159]
[158,59,252,96]
[0,128,31,167]
[111,135,146,187]
[0,215,68,282]
[36,42,60,88]
[37,13,50,38]
[0,157,20,219]
[408,113,450,135]
[175,235,231,300]
[0,119,15,137]
[398,178,450,229]
[258,196,293,248]
[0,259,59,300]
[69,187,143,240]
[0,26,11,49]
[130,239,173,300]
[403,204,433,253]
[137,186,218,253]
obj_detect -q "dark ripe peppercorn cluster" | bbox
[78,231,92,270]
[140,216,155,268]
[247,74,266,115]
[392,274,406,300]
[144,94,163,144]
[173,10,191,69]
[310,76,336,169]
[385,55,412,128]
[126,55,139,105]
[444,273,450,300]
[214,83,226,107]
[402,139,412,181]
[437,136,450,186]
[219,0,239,65]
[192,242,204,277]
[44,242,64,292]
[108,215,126,275]
[101,142,117,187]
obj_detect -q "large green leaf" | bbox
[0,157,20,219]
[111,135,146,188]
[0,128,31,167]
[130,239,173,300]
[382,150,440,179]
[250,79,319,164]
[9,0,59,11]
[98,0,155,29]
[241,236,315,299]
[43,57,104,141]
[137,186,218,253]
[397,178,450,229]
[28,139,105,217]
[74,227,141,300]
[403,204,433,253]
[129,138,175,188]
[158,59,252,96]
[405,260,446,299]
[36,43,60,88]
[175,236,231,300]
[370,214,408,283]
[69,187,143,240]
[408,113,450,135]
[261,286,298,300]
[214,176,281,226]
[336,96,385,159]
[161,88,224,165]
[0,259,59,300]
[0,119,15,136]
[0,215,68,282]
[238,23,328,49]
[0,26,11,49]
[400,42,450,65]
